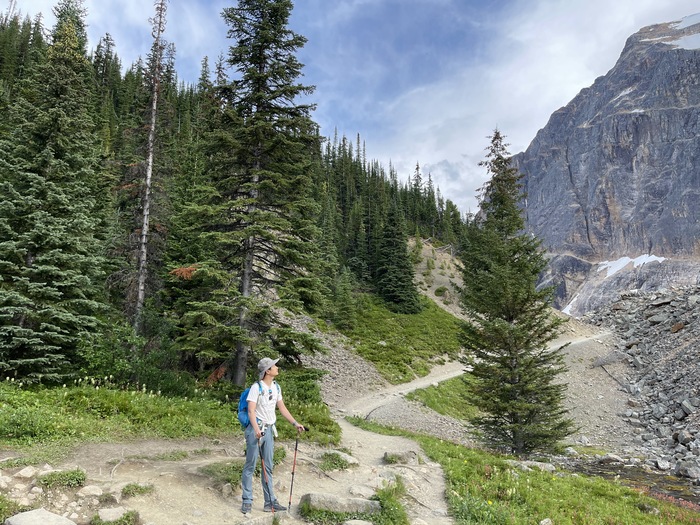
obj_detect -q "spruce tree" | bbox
[375,198,422,314]
[0,0,107,382]
[207,0,322,385]
[459,129,574,454]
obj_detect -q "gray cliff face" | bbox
[515,16,700,259]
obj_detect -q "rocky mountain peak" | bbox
[514,13,700,315]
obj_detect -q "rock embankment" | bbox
[583,285,700,482]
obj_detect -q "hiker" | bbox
[241,357,305,514]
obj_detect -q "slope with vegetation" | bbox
[1,2,699,524]
[0,0,463,393]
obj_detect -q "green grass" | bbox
[121,483,154,498]
[151,450,189,461]
[406,375,479,421]
[0,382,234,447]
[274,367,341,445]
[319,452,351,471]
[0,367,338,464]
[199,445,287,488]
[37,468,86,488]
[346,417,700,525]
[199,460,245,489]
[0,494,23,522]
[89,510,140,525]
[345,294,462,383]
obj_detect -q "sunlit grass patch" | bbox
[345,295,462,383]
[346,417,700,525]
[406,375,478,421]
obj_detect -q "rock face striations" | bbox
[514,14,700,315]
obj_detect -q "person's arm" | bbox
[277,399,304,432]
[248,401,264,439]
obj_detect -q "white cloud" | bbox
[12,0,700,214]
[352,0,700,212]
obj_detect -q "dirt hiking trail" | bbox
[54,320,624,525]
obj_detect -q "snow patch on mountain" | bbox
[597,255,666,278]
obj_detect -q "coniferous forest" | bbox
[0,0,466,389]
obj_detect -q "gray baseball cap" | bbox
[258,357,280,380]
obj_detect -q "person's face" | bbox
[267,364,279,378]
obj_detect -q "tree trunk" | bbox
[134,0,167,334]
[232,146,261,386]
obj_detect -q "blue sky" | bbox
[12,0,700,213]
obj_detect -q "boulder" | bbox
[4,508,76,525]
[299,493,381,515]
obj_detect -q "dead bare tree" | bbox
[134,0,167,333]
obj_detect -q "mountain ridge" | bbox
[513,13,700,315]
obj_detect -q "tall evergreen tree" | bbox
[0,0,107,382]
[375,197,422,314]
[459,130,573,454]
[207,0,321,385]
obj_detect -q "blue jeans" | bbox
[241,424,276,506]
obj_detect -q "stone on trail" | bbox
[4,508,76,525]
[299,493,381,514]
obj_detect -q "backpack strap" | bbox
[255,381,280,401]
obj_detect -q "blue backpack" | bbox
[237,381,280,429]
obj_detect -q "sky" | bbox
[10,0,700,213]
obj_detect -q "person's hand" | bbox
[293,421,305,432]
[255,427,264,439]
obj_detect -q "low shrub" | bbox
[199,461,244,488]
[319,452,350,471]
[121,483,154,498]
[89,509,141,525]
[38,469,86,488]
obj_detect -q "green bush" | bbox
[89,510,141,525]
[121,483,154,498]
[319,452,350,471]
[38,469,86,488]
[434,286,448,297]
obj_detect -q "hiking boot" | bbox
[263,501,287,512]
[241,502,252,514]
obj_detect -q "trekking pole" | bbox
[288,434,299,509]
[258,433,275,516]
[288,424,306,510]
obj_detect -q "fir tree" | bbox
[0,0,107,382]
[375,198,422,314]
[459,130,574,454]
[207,0,322,385]
[333,267,356,329]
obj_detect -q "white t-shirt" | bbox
[246,380,282,426]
